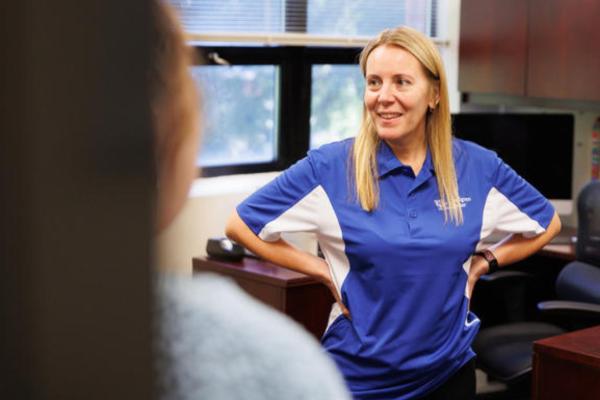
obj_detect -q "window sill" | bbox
[189,171,281,198]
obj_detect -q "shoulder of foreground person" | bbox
[155,273,351,400]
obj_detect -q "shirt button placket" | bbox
[406,191,418,235]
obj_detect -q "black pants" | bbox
[417,359,476,400]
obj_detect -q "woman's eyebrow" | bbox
[365,72,415,79]
[392,73,415,79]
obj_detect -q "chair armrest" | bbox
[538,300,600,316]
[480,270,533,283]
[538,300,600,328]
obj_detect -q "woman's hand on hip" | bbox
[226,210,351,318]
[467,254,489,300]
[311,256,351,320]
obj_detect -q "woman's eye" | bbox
[367,79,380,87]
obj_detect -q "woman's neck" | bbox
[385,134,427,176]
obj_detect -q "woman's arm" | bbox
[489,211,562,266]
[468,212,562,296]
[225,210,351,318]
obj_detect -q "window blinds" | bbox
[170,0,444,47]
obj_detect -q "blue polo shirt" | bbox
[237,138,554,399]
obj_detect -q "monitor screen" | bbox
[451,113,574,206]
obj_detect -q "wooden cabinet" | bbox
[528,0,600,101]
[459,0,600,102]
[532,325,600,399]
[459,0,528,96]
[192,256,334,339]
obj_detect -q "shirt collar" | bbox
[376,141,436,178]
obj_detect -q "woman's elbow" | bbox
[224,210,242,242]
[548,212,562,239]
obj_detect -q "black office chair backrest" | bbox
[556,261,600,304]
[576,180,600,265]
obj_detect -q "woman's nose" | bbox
[378,83,395,103]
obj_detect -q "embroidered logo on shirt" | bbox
[434,197,472,211]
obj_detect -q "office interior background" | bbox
[1,0,598,398]
[157,0,598,274]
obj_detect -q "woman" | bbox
[150,2,350,399]
[226,26,561,399]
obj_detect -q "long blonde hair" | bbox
[353,26,462,224]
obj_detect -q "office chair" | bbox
[472,181,600,386]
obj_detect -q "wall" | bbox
[571,111,600,226]
[156,172,273,273]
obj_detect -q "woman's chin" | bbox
[376,129,426,149]
[376,129,406,142]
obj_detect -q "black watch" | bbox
[474,249,499,274]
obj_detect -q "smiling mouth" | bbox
[377,112,403,120]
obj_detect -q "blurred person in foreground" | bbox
[149,2,351,399]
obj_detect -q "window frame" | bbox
[195,45,362,177]
[189,0,440,177]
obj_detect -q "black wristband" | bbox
[474,249,499,274]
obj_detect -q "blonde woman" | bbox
[227,27,560,399]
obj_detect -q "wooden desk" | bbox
[532,325,600,400]
[192,256,334,339]
[538,243,575,262]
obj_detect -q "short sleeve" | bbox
[236,154,324,242]
[481,156,555,238]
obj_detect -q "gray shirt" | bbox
[156,273,351,400]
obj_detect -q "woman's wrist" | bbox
[473,249,499,274]
[310,257,331,283]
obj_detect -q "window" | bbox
[172,0,285,34]
[170,0,443,176]
[306,0,436,37]
[193,65,279,167]
[310,64,364,149]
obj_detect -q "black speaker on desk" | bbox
[206,237,246,262]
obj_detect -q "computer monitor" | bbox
[451,113,575,215]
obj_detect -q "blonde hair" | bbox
[353,26,462,224]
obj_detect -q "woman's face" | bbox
[364,44,437,148]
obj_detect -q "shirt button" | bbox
[409,210,417,218]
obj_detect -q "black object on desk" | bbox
[206,237,246,262]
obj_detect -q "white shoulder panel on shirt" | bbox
[480,187,546,240]
[258,185,351,304]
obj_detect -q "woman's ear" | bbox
[428,81,440,110]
